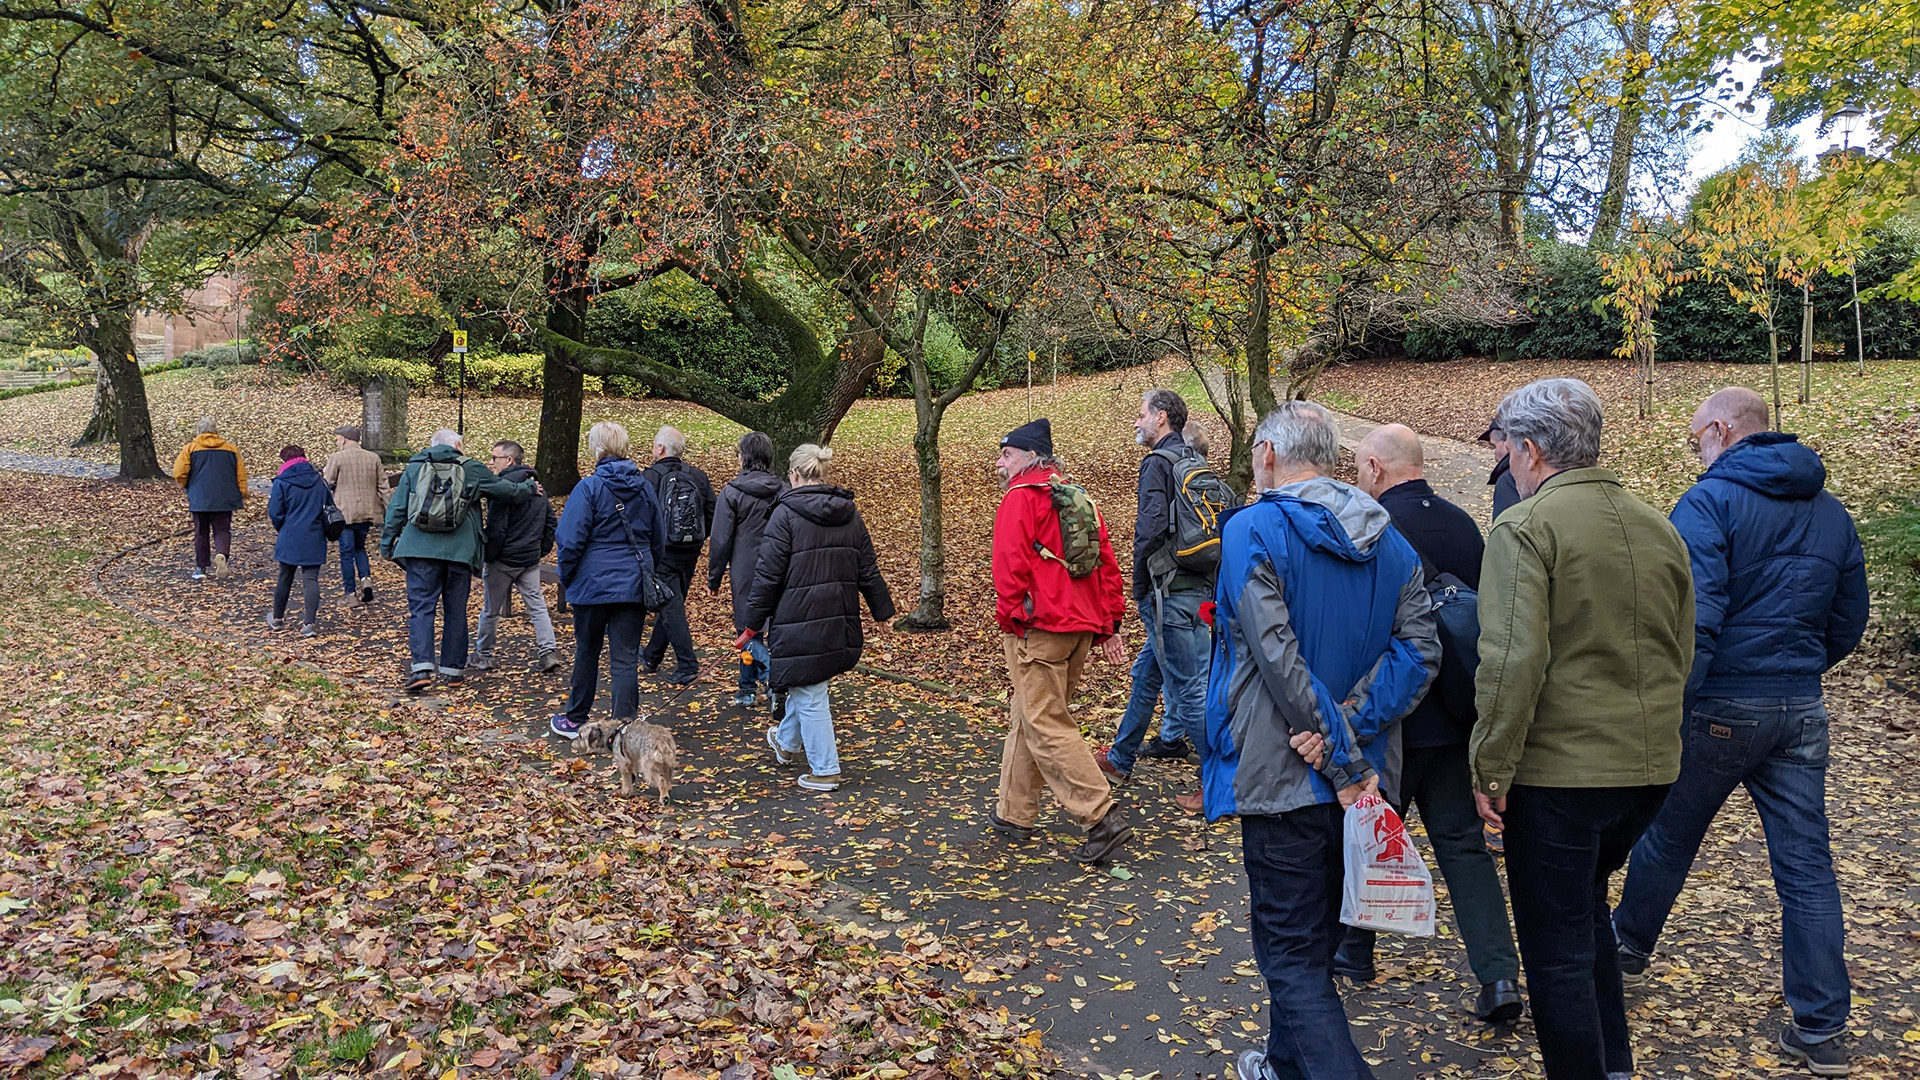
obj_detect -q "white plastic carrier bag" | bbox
[1339,790,1436,936]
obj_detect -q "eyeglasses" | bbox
[1686,419,1721,455]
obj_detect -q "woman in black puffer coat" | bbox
[741,444,895,792]
[708,431,787,708]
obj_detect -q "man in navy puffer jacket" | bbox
[1615,386,1868,1078]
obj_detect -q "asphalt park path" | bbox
[92,536,1533,1079]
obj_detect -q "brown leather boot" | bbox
[1071,806,1134,864]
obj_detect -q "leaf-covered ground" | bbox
[0,474,1051,1078]
[5,361,1920,1079]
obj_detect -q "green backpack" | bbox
[1015,478,1103,579]
[406,459,478,534]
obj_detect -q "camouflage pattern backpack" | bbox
[1014,477,1102,578]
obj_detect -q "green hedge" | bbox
[0,360,186,402]
[1861,500,1920,646]
[1384,229,1920,364]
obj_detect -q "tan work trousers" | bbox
[996,629,1114,829]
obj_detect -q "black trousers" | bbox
[567,603,647,722]
[273,563,320,624]
[641,555,699,676]
[1505,784,1669,1080]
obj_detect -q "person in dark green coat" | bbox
[381,429,537,694]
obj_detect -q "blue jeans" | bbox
[1110,589,1209,773]
[738,637,770,693]
[1615,697,1848,1040]
[338,522,372,595]
[1242,806,1374,1080]
[773,680,839,776]
[403,558,472,675]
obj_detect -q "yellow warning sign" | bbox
[451,330,469,352]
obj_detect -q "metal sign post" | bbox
[452,328,469,435]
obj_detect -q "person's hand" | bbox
[1475,790,1506,830]
[532,481,547,497]
[1337,773,1379,810]
[1289,730,1326,769]
[1100,636,1125,665]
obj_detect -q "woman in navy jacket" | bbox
[549,421,667,740]
[266,444,335,636]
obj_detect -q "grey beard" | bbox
[1134,428,1151,447]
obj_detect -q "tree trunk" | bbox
[1852,267,1866,376]
[1246,235,1278,420]
[1590,16,1650,249]
[899,416,953,630]
[74,309,164,479]
[76,361,117,445]
[1768,327,1782,430]
[536,264,590,496]
[1798,283,1813,404]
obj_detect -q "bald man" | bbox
[1614,386,1868,1076]
[641,424,716,683]
[1348,423,1523,1023]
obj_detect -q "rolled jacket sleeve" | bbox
[1471,519,1552,797]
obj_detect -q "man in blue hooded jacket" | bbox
[1204,402,1439,1080]
[1614,387,1868,1078]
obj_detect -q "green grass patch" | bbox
[1861,499,1920,636]
[327,1024,377,1063]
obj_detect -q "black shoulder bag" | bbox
[613,498,678,613]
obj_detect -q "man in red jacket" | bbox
[989,418,1134,864]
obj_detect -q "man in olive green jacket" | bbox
[1470,378,1692,1080]
[382,429,538,694]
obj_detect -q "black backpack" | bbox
[1144,445,1239,585]
[1426,571,1481,732]
[658,466,707,546]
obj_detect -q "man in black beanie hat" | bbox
[988,418,1133,863]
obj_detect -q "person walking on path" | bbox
[322,425,389,605]
[1613,387,1868,1078]
[549,422,666,739]
[173,418,246,580]
[1097,389,1212,780]
[1204,403,1438,1080]
[382,429,538,695]
[1340,423,1523,1024]
[1471,378,1694,1080]
[741,444,895,792]
[708,431,787,707]
[641,426,715,685]
[266,444,334,637]
[471,440,561,675]
[1481,418,1521,521]
[987,418,1133,863]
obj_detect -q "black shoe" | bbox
[1071,806,1134,864]
[1137,736,1193,761]
[642,659,662,675]
[360,583,374,603]
[403,671,433,695]
[1331,944,1376,983]
[664,670,698,687]
[1779,1025,1850,1076]
[1474,979,1524,1024]
[988,809,1038,842]
[1617,942,1650,986]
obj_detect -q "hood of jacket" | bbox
[729,469,785,500]
[780,484,858,527]
[1269,476,1393,561]
[411,443,466,465]
[276,460,320,488]
[1702,432,1825,499]
[592,456,649,501]
[499,462,538,485]
[185,433,236,454]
